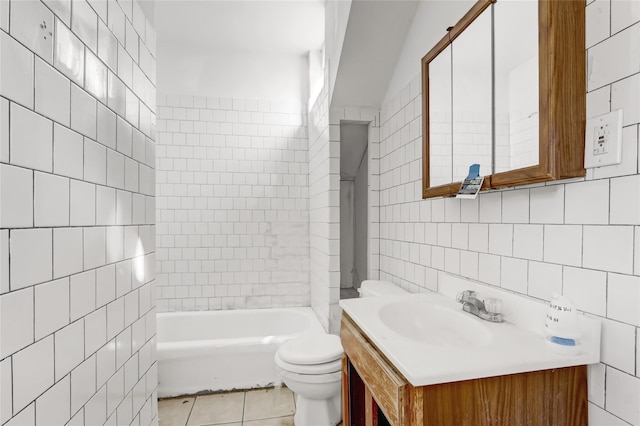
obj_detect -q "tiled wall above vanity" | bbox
[374,1,640,424]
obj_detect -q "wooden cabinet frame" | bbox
[421,0,586,199]
[341,313,588,426]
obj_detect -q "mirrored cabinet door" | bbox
[452,9,492,182]
[428,45,452,188]
[494,0,539,174]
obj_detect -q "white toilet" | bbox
[357,279,409,298]
[275,280,407,426]
[275,333,343,426]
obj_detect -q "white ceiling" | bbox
[152,0,417,108]
[154,0,325,55]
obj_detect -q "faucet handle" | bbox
[456,290,477,303]
[485,297,503,314]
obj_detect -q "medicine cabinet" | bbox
[421,0,586,199]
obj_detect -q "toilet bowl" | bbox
[275,333,343,426]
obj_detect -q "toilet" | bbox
[275,333,343,426]
[275,280,407,426]
[358,279,409,298]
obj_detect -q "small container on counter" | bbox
[544,294,581,356]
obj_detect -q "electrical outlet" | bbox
[584,110,623,168]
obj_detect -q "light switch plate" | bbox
[584,110,623,168]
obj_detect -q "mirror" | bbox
[494,0,539,173]
[422,0,586,199]
[452,10,492,182]
[428,45,452,187]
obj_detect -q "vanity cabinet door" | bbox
[341,314,411,425]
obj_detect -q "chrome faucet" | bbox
[456,290,503,323]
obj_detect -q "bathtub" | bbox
[157,307,326,398]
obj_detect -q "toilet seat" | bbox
[275,353,342,375]
[277,334,343,365]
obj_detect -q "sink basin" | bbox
[378,300,492,348]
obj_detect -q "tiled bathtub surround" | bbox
[373,2,640,425]
[155,94,310,311]
[0,0,157,425]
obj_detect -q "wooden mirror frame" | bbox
[421,0,586,199]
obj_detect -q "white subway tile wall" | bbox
[375,6,640,425]
[0,0,157,425]
[309,75,341,332]
[155,93,310,312]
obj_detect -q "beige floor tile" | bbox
[243,416,295,426]
[243,387,295,421]
[158,397,195,426]
[186,392,246,426]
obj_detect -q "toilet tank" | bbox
[358,280,408,297]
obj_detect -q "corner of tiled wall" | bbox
[309,75,333,332]
[376,2,640,424]
[0,0,157,424]
[367,112,382,281]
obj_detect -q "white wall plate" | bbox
[584,109,623,168]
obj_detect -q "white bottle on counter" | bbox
[544,294,581,356]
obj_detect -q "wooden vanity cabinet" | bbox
[341,313,589,426]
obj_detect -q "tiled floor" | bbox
[158,387,296,426]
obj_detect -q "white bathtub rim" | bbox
[157,307,325,341]
[157,331,327,360]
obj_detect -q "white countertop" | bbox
[339,276,601,387]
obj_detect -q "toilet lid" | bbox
[278,334,343,365]
[275,354,342,375]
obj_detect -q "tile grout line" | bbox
[183,395,196,426]
[241,390,247,424]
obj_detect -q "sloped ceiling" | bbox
[331,0,419,108]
